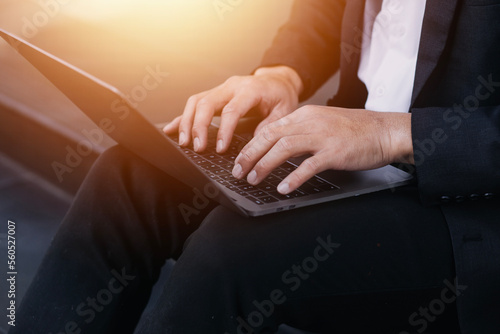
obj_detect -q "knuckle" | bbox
[261,125,278,143]
[225,75,243,86]
[239,148,253,162]
[276,137,293,153]
[255,158,271,172]
[296,105,308,114]
[302,157,322,174]
[295,105,313,117]
[187,95,198,104]
[221,105,235,115]
[191,124,205,135]
[196,97,211,109]
[276,115,290,126]
[179,118,190,130]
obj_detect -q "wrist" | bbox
[381,112,415,165]
[254,66,304,98]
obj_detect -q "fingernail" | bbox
[232,164,242,178]
[193,137,200,151]
[217,139,224,153]
[247,170,257,184]
[179,132,186,146]
[277,182,290,195]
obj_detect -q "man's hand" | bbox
[232,106,414,194]
[163,66,303,153]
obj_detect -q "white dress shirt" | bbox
[358,0,427,113]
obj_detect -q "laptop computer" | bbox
[0,29,413,217]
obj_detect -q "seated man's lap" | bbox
[139,185,457,333]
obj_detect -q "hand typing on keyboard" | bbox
[163,66,414,195]
[232,106,413,194]
[169,125,339,204]
[163,66,303,154]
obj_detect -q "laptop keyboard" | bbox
[169,126,338,205]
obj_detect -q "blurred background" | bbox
[1,0,294,123]
[0,1,336,333]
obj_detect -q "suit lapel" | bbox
[411,0,459,107]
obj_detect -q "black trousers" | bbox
[11,146,460,334]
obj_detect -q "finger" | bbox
[163,115,182,134]
[277,154,327,194]
[191,89,234,152]
[253,105,292,136]
[232,116,295,179]
[216,92,261,153]
[245,135,318,185]
[178,93,207,147]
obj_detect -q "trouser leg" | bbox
[138,185,458,334]
[11,145,217,334]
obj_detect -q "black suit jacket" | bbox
[260,1,500,333]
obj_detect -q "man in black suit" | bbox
[12,1,499,333]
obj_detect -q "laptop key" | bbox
[222,163,234,171]
[260,196,278,204]
[228,145,241,153]
[188,153,202,160]
[246,196,264,205]
[299,183,323,194]
[249,190,267,198]
[219,174,233,181]
[273,169,288,177]
[268,191,294,200]
[193,158,209,166]
[205,164,219,170]
[212,159,226,165]
[232,138,243,146]
[264,176,282,186]
[280,163,296,173]
[224,184,237,191]
[230,179,247,186]
[239,185,256,192]
[198,161,214,169]
[319,183,339,191]
[308,177,328,186]
[202,154,219,160]
[255,182,274,192]
[224,154,237,162]
[290,189,307,197]
[183,149,197,156]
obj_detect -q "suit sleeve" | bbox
[411,105,500,205]
[259,0,346,101]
